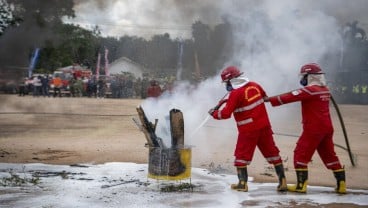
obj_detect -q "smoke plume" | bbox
[139,0,365,163]
[70,0,368,40]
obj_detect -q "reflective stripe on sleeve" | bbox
[216,111,222,119]
[277,95,283,104]
[301,87,329,95]
[234,98,264,113]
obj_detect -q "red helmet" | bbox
[221,66,243,82]
[300,63,323,75]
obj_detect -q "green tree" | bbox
[147,33,177,73]
[0,0,22,36]
[36,24,100,73]
[342,21,368,72]
[0,0,75,70]
[192,21,212,78]
[210,20,234,73]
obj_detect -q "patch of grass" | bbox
[160,182,197,192]
[0,168,40,187]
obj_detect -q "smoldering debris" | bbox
[135,106,191,180]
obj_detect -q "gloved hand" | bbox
[208,108,215,116]
[214,99,227,110]
[263,96,270,102]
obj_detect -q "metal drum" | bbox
[148,146,192,180]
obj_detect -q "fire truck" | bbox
[51,64,92,95]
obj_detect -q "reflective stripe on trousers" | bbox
[234,159,251,166]
[237,118,253,126]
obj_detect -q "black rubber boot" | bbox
[333,168,346,194]
[274,163,287,192]
[287,169,308,193]
[231,166,248,192]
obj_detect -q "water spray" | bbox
[188,92,229,139]
[188,115,211,139]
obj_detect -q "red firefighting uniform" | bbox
[212,81,282,167]
[269,85,343,170]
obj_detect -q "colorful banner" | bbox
[96,53,101,78]
[104,48,109,76]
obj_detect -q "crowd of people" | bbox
[17,73,175,99]
[331,83,368,104]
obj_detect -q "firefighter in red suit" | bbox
[265,63,346,194]
[208,66,287,192]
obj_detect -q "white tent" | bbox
[108,57,144,78]
[56,64,89,72]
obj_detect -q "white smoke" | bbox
[218,1,342,91]
[141,78,228,145]
[140,0,345,161]
[70,0,368,40]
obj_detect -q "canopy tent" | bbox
[108,57,143,78]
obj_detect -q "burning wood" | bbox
[134,106,191,180]
[170,109,185,148]
[135,106,165,148]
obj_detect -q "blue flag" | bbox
[28,48,40,78]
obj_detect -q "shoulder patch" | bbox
[291,90,301,96]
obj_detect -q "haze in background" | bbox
[139,0,350,154]
[68,0,368,40]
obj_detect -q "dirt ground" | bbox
[0,94,367,190]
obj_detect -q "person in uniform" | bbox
[265,63,346,194]
[208,66,287,192]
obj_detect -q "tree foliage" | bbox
[0,0,75,70]
[342,21,368,72]
[0,0,22,36]
[36,24,100,72]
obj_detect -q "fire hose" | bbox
[330,95,355,167]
